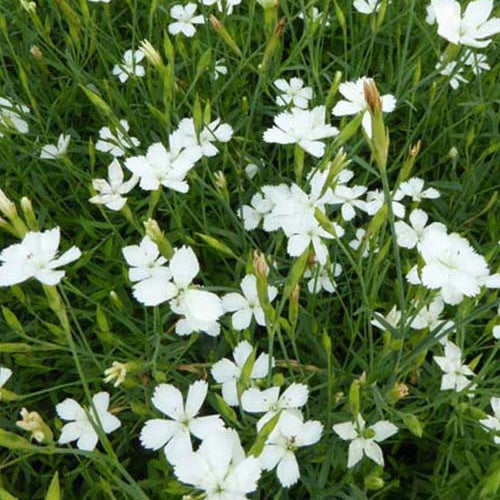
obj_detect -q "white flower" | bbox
[201,0,242,15]
[173,428,261,499]
[0,97,29,137]
[353,0,386,15]
[394,209,447,249]
[333,414,398,468]
[397,177,440,202]
[305,262,342,294]
[419,230,496,305]
[463,50,491,74]
[40,133,70,159]
[240,192,273,230]
[349,228,377,258]
[168,246,224,337]
[213,59,228,79]
[241,383,309,429]
[140,380,224,464]
[169,4,205,37]
[332,77,396,137]
[479,397,500,444]
[170,117,233,158]
[371,305,401,331]
[436,57,468,89]
[274,78,313,109]
[125,141,201,193]
[112,50,145,83]
[431,0,500,48]
[211,340,273,406]
[410,297,446,330]
[89,159,138,211]
[259,411,323,488]
[330,185,368,221]
[0,228,81,286]
[122,236,173,306]
[287,217,335,265]
[298,7,330,25]
[222,275,278,330]
[263,106,339,158]
[0,367,13,399]
[365,189,405,218]
[57,392,121,451]
[434,341,475,392]
[95,120,140,157]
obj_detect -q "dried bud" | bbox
[363,78,382,114]
[16,408,53,443]
[253,251,269,278]
[103,361,128,387]
[387,382,409,404]
[409,140,421,159]
[214,170,227,190]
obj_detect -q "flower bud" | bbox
[0,189,17,219]
[387,382,409,405]
[144,218,174,259]
[30,45,43,60]
[20,197,38,230]
[364,475,385,490]
[209,15,242,57]
[139,39,164,69]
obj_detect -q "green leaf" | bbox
[45,471,60,500]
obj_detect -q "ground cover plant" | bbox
[0,0,499,498]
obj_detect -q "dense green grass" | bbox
[0,0,499,498]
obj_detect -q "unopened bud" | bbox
[109,290,125,310]
[20,197,38,230]
[30,45,43,60]
[0,189,17,219]
[209,15,242,57]
[365,475,385,490]
[253,251,269,279]
[144,218,173,259]
[448,146,458,159]
[139,39,164,69]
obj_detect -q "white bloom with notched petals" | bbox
[436,56,468,89]
[57,392,121,451]
[170,117,233,158]
[371,305,401,331]
[122,236,173,306]
[349,228,378,258]
[125,141,200,193]
[332,77,396,138]
[0,367,13,399]
[168,246,224,337]
[0,97,29,137]
[213,59,228,79]
[305,262,342,294]
[40,133,70,159]
[260,411,323,488]
[419,230,497,305]
[140,380,224,464]
[397,177,440,202]
[211,340,274,406]
[0,228,81,287]
[463,50,491,74]
[241,383,309,430]
[479,397,500,444]
[89,159,138,211]
[330,184,368,221]
[240,192,273,231]
[112,50,145,83]
[274,78,313,109]
[95,120,140,157]
[353,0,386,15]
[365,189,405,218]
[298,7,330,25]
[201,0,242,15]
[222,274,278,330]
[173,428,261,500]
[395,209,447,250]
[333,414,398,468]
[263,106,339,158]
[169,3,205,37]
[431,0,500,48]
[434,341,475,392]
